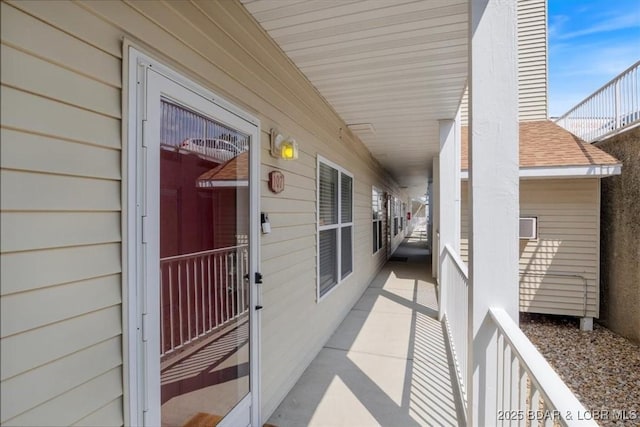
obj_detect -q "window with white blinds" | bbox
[372,187,383,254]
[393,197,400,237]
[318,158,354,299]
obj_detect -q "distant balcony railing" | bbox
[556,60,640,143]
[439,245,595,425]
[159,245,249,357]
[179,138,248,163]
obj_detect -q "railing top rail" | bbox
[556,60,640,121]
[160,244,248,262]
[442,243,468,279]
[489,307,598,426]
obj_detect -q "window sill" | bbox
[317,271,354,303]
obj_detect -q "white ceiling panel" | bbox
[242,0,469,197]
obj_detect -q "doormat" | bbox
[182,412,278,427]
[389,256,408,262]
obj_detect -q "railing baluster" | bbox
[462,267,467,397]
[511,350,519,427]
[530,384,539,427]
[519,370,527,427]
[186,260,192,342]
[631,68,640,122]
[208,254,212,331]
[231,253,236,318]
[542,401,553,427]
[178,262,183,348]
[243,247,248,310]
[220,252,225,324]
[214,253,219,327]
[160,268,164,353]
[225,253,230,321]
[239,252,242,316]
[497,331,505,427]
[238,248,244,311]
[615,79,621,129]
[503,339,511,427]
[201,256,205,335]
[195,258,200,337]
[169,264,174,352]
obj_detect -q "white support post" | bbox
[468,0,519,425]
[432,157,440,281]
[454,107,462,253]
[439,118,457,255]
[438,118,460,321]
[427,180,433,248]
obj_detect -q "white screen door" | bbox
[135,63,260,427]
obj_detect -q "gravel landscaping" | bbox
[521,314,640,426]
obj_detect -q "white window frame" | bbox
[372,186,383,254]
[317,156,354,301]
[393,196,401,237]
[519,216,538,240]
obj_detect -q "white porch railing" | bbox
[440,244,469,407]
[159,245,249,358]
[439,245,596,426]
[489,308,597,427]
[556,60,640,143]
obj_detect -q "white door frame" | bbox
[125,46,261,427]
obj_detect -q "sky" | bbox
[548,0,640,117]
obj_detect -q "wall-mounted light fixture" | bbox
[270,129,299,160]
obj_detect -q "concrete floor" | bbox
[268,229,463,426]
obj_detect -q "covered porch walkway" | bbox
[268,228,464,426]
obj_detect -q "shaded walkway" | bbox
[268,228,462,426]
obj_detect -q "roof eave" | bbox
[460,163,622,180]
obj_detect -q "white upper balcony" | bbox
[556,60,640,143]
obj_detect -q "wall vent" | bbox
[347,123,375,134]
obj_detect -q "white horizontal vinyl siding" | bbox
[517,0,547,121]
[460,179,600,318]
[0,1,123,425]
[460,0,547,124]
[0,0,404,423]
[258,127,402,418]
